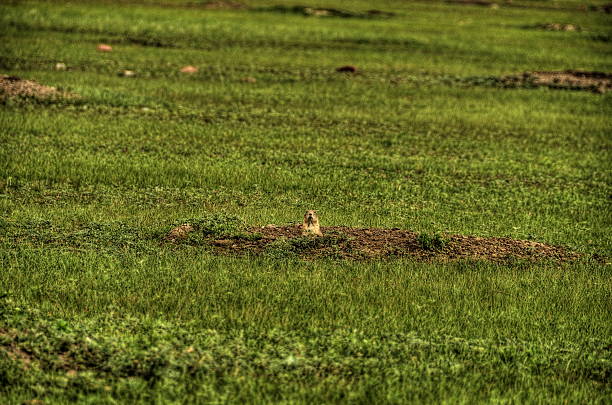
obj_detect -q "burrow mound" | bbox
[500,70,611,93]
[186,2,394,17]
[256,6,394,18]
[531,23,581,32]
[166,224,579,262]
[0,75,76,101]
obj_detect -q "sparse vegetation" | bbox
[174,213,246,237]
[1,0,610,403]
[417,232,448,251]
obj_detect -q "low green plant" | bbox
[232,232,263,241]
[174,213,246,238]
[263,234,348,259]
[263,237,299,259]
[417,232,449,251]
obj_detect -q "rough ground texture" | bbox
[257,5,394,18]
[167,224,580,262]
[447,0,499,7]
[500,70,611,93]
[201,1,247,9]
[534,23,581,31]
[0,75,74,101]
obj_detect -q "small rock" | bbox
[241,76,257,83]
[336,65,358,73]
[263,224,277,228]
[180,65,198,74]
[54,62,67,71]
[119,70,136,77]
[97,44,113,52]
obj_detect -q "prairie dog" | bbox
[302,210,323,236]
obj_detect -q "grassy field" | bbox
[1,0,611,403]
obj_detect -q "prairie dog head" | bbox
[304,210,319,226]
[302,210,322,236]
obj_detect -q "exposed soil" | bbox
[0,75,75,101]
[500,70,611,93]
[534,23,581,32]
[165,223,194,242]
[258,6,394,19]
[166,224,580,263]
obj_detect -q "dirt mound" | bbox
[500,70,611,93]
[534,23,581,32]
[0,75,75,101]
[165,223,194,242]
[166,224,579,262]
[258,6,394,18]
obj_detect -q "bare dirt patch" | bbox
[534,23,581,32]
[500,70,611,93]
[166,224,579,263]
[165,223,194,242]
[257,6,394,19]
[0,75,76,101]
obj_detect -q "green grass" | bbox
[1,0,611,403]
